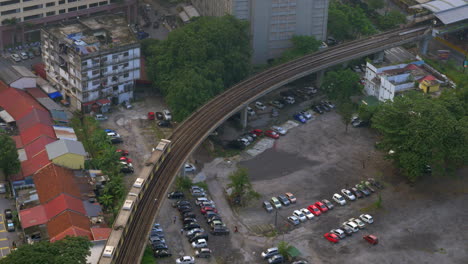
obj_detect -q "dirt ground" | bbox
[100,89,467,264]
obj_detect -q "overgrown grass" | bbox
[141,246,156,264]
[424,58,468,85]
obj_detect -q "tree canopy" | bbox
[275,35,322,64]
[321,69,362,102]
[1,236,92,264]
[0,134,20,176]
[376,10,406,30]
[372,90,468,182]
[146,15,251,121]
[328,0,376,41]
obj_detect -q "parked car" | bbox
[307,205,321,216]
[300,208,314,220]
[349,218,366,229]
[341,225,354,236]
[268,254,284,264]
[314,201,328,213]
[285,192,296,203]
[116,149,129,156]
[155,112,164,120]
[265,130,279,139]
[173,200,190,208]
[292,261,309,264]
[261,247,279,259]
[19,52,29,60]
[319,102,330,112]
[163,109,172,120]
[333,193,346,205]
[158,120,171,127]
[356,184,371,196]
[350,187,364,199]
[300,110,312,119]
[191,239,208,249]
[176,256,195,264]
[312,105,323,114]
[263,201,273,212]
[200,207,217,214]
[211,226,230,235]
[283,96,295,104]
[10,53,21,62]
[360,214,374,224]
[195,248,211,258]
[331,229,346,239]
[119,156,132,163]
[341,189,356,201]
[183,211,197,219]
[183,218,197,225]
[272,126,286,135]
[271,108,279,117]
[294,113,307,123]
[186,228,204,238]
[368,178,384,189]
[255,101,266,110]
[151,242,168,250]
[323,232,339,243]
[342,221,359,233]
[107,131,121,138]
[110,137,122,144]
[293,210,307,222]
[184,163,196,172]
[189,233,209,243]
[363,234,379,245]
[168,191,184,199]
[251,129,263,136]
[247,107,255,116]
[4,209,13,220]
[153,249,172,258]
[270,100,284,109]
[95,114,108,121]
[270,197,282,209]
[277,195,290,206]
[322,199,334,210]
[364,181,376,192]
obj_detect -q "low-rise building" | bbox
[41,14,141,112]
[46,139,86,170]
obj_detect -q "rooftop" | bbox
[412,0,468,24]
[46,15,138,56]
[0,60,36,85]
[33,163,81,204]
[46,139,86,160]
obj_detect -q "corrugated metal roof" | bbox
[0,110,14,123]
[91,227,111,241]
[46,139,86,160]
[19,205,48,228]
[434,5,468,24]
[20,123,56,146]
[53,126,77,141]
[0,83,45,120]
[24,136,57,159]
[33,164,81,204]
[17,108,53,133]
[21,150,51,178]
[418,0,468,24]
[47,211,92,242]
[44,193,86,218]
[421,0,466,12]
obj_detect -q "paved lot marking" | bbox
[0,239,6,241]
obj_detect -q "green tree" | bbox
[276,35,322,64]
[1,236,91,264]
[0,134,20,176]
[337,102,355,133]
[328,1,376,41]
[358,103,379,123]
[366,0,385,11]
[227,167,257,205]
[377,10,406,30]
[371,91,468,182]
[321,69,362,102]
[146,15,251,121]
[277,241,293,261]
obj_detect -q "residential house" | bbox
[46,139,86,170]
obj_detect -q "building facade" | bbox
[41,15,140,111]
[191,0,329,63]
[0,0,137,50]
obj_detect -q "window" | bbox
[92,70,99,75]
[99,1,108,6]
[78,5,86,10]
[68,7,77,12]
[123,73,129,78]
[0,0,20,7]
[24,14,42,21]
[101,57,108,62]
[46,2,55,7]
[68,0,77,2]
[46,11,55,16]
[112,54,118,59]
[113,86,118,91]
[92,58,99,64]
[1,9,19,16]
[59,0,65,4]
[92,80,100,86]
[59,9,65,14]
[89,3,98,7]
[101,68,107,73]
[123,63,129,68]
[23,4,43,11]
[123,52,129,57]
[112,65,118,70]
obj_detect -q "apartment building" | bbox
[0,0,137,50]
[41,14,140,111]
[191,0,329,63]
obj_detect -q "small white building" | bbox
[363,61,426,101]
[0,60,37,89]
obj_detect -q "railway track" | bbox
[113,25,429,264]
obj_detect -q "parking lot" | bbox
[0,195,19,258]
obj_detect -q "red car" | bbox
[148,112,155,120]
[363,235,378,245]
[116,149,129,156]
[251,129,263,136]
[307,205,321,216]
[264,130,279,139]
[200,207,217,214]
[314,201,328,213]
[324,233,339,243]
[119,157,133,163]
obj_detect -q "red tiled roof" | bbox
[24,136,57,158]
[33,164,81,204]
[17,108,53,133]
[20,123,56,146]
[21,150,51,178]
[25,87,48,98]
[47,211,92,242]
[96,99,111,105]
[405,64,419,70]
[91,227,112,241]
[0,83,45,120]
[44,193,86,218]
[19,205,48,228]
[12,135,23,148]
[418,75,437,83]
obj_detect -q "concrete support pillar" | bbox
[419,37,430,55]
[240,107,248,129]
[315,70,325,87]
[374,50,384,63]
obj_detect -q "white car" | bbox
[300,111,312,119]
[191,238,208,248]
[341,189,356,201]
[95,114,108,121]
[247,107,256,116]
[176,256,195,264]
[360,214,374,224]
[10,53,21,62]
[186,228,204,237]
[304,86,317,94]
[255,101,266,110]
[332,193,346,205]
[261,247,279,259]
[107,132,120,138]
[300,208,314,220]
[185,163,196,172]
[342,221,359,232]
[293,210,307,222]
[19,52,29,60]
[349,218,365,229]
[284,96,295,104]
[163,109,172,120]
[331,228,345,239]
[271,126,286,135]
